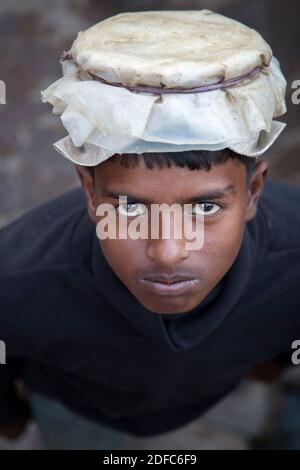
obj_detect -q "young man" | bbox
[0,10,298,449]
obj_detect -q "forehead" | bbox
[95,156,247,202]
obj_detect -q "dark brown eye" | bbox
[117,203,147,217]
[191,202,221,216]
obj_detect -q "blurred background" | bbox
[0,0,299,450]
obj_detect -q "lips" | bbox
[139,275,200,296]
[143,274,194,284]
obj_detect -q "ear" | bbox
[74,164,96,222]
[245,159,269,222]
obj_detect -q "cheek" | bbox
[99,239,145,281]
[201,212,245,270]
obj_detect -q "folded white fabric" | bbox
[41,9,287,165]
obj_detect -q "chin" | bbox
[140,296,198,315]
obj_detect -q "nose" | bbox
[145,205,192,267]
[146,236,190,267]
[147,209,189,267]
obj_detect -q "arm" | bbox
[0,358,30,439]
[247,353,293,384]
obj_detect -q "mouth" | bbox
[139,275,200,296]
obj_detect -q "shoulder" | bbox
[0,187,91,354]
[259,178,300,253]
[0,186,87,274]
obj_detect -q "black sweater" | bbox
[0,178,300,436]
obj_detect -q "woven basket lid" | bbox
[70,9,272,89]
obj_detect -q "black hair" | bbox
[86,148,257,185]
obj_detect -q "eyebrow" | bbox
[102,183,236,204]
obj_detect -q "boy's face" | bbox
[77,156,268,314]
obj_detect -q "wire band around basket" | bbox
[60,50,264,95]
